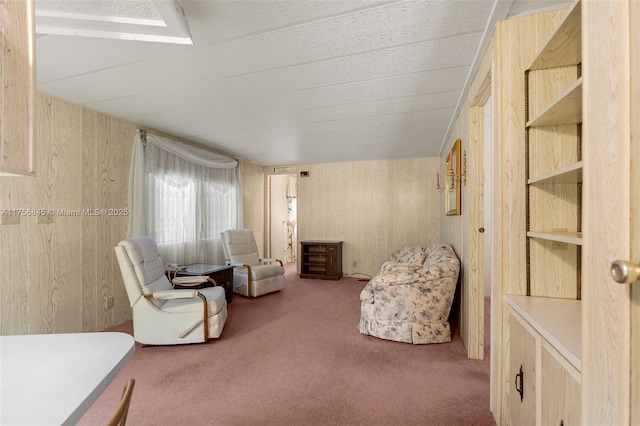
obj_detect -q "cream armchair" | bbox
[220,229,285,297]
[115,236,227,345]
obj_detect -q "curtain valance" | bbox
[142,131,237,170]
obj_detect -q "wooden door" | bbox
[465,34,494,361]
[630,3,640,423]
[582,1,638,423]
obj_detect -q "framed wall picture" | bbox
[445,139,461,215]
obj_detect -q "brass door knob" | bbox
[610,260,640,284]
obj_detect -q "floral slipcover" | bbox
[358,244,460,344]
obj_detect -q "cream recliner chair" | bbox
[220,229,285,297]
[115,236,227,345]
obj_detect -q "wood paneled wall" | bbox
[0,94,136,334]
[0,93,264,335]
[240,161,266,252]
[295,158,440,277]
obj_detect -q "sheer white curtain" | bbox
[284,175,297,263]
[128,129,242,265]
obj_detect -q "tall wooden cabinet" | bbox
[498,3,583,425]
[495,1,639,424]
[0,0,35,176]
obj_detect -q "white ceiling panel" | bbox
[184,0,394,44]
[36,35,185,83]
[35,0,574,166]
[122,67,469,126]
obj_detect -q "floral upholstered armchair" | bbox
[358,244,460,344]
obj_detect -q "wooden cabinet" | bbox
[496,3,586,423]
[0,0,35,176]
[300,240,343,280]
[495,1,638,424]
[505,306,581,426]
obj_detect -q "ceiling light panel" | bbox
[35,0,162,20]
[35,0,192,44]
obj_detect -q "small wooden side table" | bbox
[174,264,234,304]
[300,240,343,280]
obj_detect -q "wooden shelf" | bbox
[506,295,582,370]
[529,1,582,71]
[527,77,582,127]
[529,161,583,184]
[527,231,582,245]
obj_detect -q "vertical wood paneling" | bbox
[631,1,640,423]
[0,176,31,334]
[498,17,529,297]
[81,109,99,331]
[529,125,578,177]
[32,95,83,333]
[0,0,35,176]
[529,239,578,298]
[109,118,133,324]
[296,158,439,277]
[582,1,631,423]
[96,114,112,330]
[240,160,265,252]
[50,97,83,334]
[1,94,136,335]
[528,67,577,121]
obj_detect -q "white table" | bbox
[0,332,135,425]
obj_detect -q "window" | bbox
[130,130,241,265]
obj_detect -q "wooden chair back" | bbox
[107,378,135,426]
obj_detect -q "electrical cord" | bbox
[348,272,373,281]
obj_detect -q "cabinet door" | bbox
[326,245,337,275]
[505,310,537,426]
[540,342,581,425]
